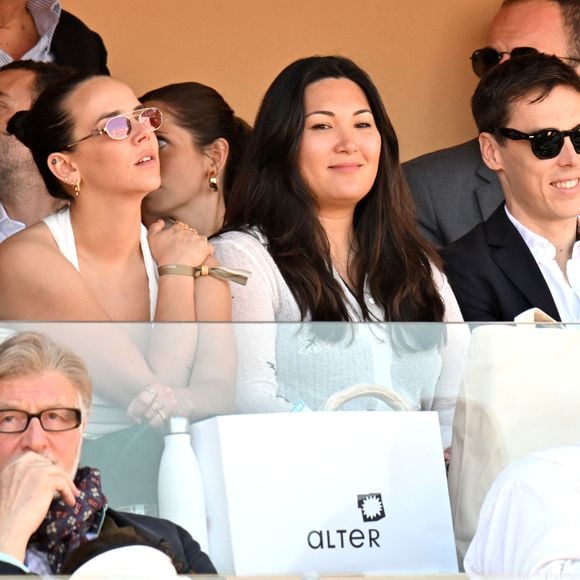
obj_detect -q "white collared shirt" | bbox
[0,201,25,243]
[0,0,61,66]
[505,206,580,322]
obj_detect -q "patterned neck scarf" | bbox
[29,466,108,574]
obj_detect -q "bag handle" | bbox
[514,307,563,327]
[321,383,414,412]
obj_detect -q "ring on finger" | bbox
[174,219,197,234]
[156,408,167,421]
[151,401,160,412]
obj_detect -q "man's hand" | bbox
[0,452,79,562]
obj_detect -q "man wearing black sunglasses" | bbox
[442,53,580,322]
[404,0,580,248]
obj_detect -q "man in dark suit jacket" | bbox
[0,508,215,576]
[0,332,215,576]
[444,204,561,321]
[443,54,580,322]
[404,0,580,248]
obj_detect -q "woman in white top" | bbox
[214,56,466,447]
[0,73,233,425]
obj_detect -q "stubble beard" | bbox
[0,135,48,203]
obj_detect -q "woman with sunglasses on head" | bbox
[140,82,251,237]
[0,73,233,425]
[214,55,466,449]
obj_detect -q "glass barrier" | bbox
[0,321,576,577]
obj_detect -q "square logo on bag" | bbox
[357,493,385,522]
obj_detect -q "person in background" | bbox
[404,0,580,248]
[0,331,216,575]
[0,0,108,74]
[0,60,73,242]
[214,55,466,448]
[141,82,251,236]
[443,53,580,322]
[464,445,580,575]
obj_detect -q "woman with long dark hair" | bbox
[214,56,465,447]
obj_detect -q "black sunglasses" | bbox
[470,46,580,78]
[498,125,580,160]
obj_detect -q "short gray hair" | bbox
[0,332,92,410]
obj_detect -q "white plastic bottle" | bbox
[158,416,209,553]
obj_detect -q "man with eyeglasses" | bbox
[442,53,580,322]
[404,0,580,248]
[0,331,216,576]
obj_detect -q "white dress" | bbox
[43,208,158,319]
[213,229,468,448]
[43,208,159,435]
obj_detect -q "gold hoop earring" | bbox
[74,180,81,198]
[208,174,219,192]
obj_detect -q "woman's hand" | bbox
[148,219,214,268]
[127,383,179,429]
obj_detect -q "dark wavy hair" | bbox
[6,71,98,200]
[221,55,445,322]
[140,82,251,201]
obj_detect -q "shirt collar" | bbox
[0,202,26,241]
[0,1,61,65]
[27,0,60,33]
[504,205,580,265]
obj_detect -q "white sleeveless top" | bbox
[43,208,159,436]
[43,208,158,319]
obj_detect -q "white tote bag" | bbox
[191,397,457,575]
[448,321,580,564]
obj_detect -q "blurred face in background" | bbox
[0,68,38,180]
[486,1,578,72]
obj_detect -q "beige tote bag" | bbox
[448,317,580,564]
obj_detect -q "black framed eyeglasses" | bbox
[65,107,163,149]
[470,46,580,78]
[0,408,82,433]
[498,125,580,160]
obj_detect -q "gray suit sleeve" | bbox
[404,166,443,247]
